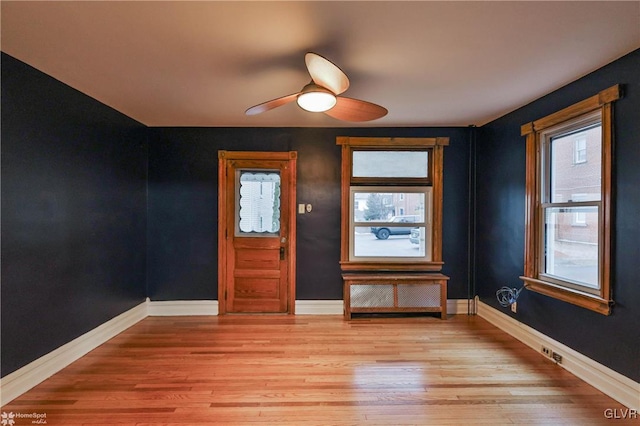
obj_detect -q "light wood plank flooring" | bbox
[2,315,634,425]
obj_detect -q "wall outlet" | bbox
[510,302,517,313]
[552,352,563,364]
[541,346,562,364]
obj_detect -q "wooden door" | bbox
[218,151,296,314]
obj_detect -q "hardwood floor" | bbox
[2,315,633,425]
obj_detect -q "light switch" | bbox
[298,204,306,214]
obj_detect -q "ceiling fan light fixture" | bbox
[296,84,336,112]
[245,53,386,121]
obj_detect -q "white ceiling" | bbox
[2,1,639,127]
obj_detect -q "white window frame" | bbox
[348,186,432,262]
[538,111,601,295]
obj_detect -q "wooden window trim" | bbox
[520,84,620,315]
[337,137,448,272]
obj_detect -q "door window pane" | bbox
[352,151,428,178]
[237,171,280,234]
[550,125,601,203]
[543,206,599,289]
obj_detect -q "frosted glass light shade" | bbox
[297,91,336,112]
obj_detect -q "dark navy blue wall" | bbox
[147,127,472,302]
[1,53,148,376]
[4,46,637,384]
[476,49,640,381]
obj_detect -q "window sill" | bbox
[520,276,613,315]
[341,261,443,272]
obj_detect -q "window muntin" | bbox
[349,187,432,261]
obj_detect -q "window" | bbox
[573,134,587,164]
[520,85,620,315]
[337,137,448,271]
[573,210,587,226]
[350,187,431,260]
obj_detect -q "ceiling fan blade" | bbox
[324,97,388,122]
[305,52,349,95]
[245,93,300,116]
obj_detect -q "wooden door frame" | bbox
[217,150,297,315]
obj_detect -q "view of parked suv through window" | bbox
[370,215,419,239]
[351,190,430,259]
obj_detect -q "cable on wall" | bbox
[496,286,524,307]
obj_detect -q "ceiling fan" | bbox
[245,52,388,122]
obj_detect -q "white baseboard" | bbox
[0,301,147,406]
[147,299,219,316]
[295,300,344,314]
[146,299,472,316]
[447,299,474,315]
[147,300,343,316]
[477,301,640,410]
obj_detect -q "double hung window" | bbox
[520,85,620,314]
[337,137,448,272]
